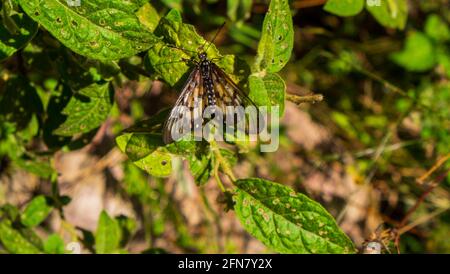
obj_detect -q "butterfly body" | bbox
[163,51,259,144]
[198,53,217,108]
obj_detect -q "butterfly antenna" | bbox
[166,44,197,55]
[202,22,226,53]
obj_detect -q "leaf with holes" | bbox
[254,0,293,73]
[53,82,114,136]
[116,133,173,178]
[0,11,38,61]
[144,9,248,87]
[234,178,356,254]
[18,0,158,61]
[125,133,165,161]
[324,0,365,17]
[248,73,285,116]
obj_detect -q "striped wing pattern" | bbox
[163,61,257,144]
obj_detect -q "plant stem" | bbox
[210,141,237,184]
[417,153,450,185]
[286,93,324,105]
[213,161,226,193]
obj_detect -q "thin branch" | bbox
[399,170,450,228]
[286,93,324,106]
[417,153,450,185]
[292,0,328,9]
[398,206,450,236]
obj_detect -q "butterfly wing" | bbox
[210,63,262,136]
[163,67,206,144]
[210,63,258,109]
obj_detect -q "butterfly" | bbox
[162,50,261,144]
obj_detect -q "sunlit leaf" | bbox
[136,2,160,32]
[254,0,293,73]
[53,82,114,136]
[116,133,173,178]
[0,11,37,61]
[145,9,248,87]
[234,178,356,254]
[248,72,285,116]
[324,0,365,17]
[125,133,165,161]
[366,0,408,30]
[44,234,65,254]
[0,221,42,254]
[95,211,121,254]
[19,0,158,61]
[20,195,53,227]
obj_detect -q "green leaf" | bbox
[188,152,213,185]
[227,0,253,22]
[248,73,285,116]
[53,82,114,136]
[390,31,436,72]
[95,211,121,254]
[20,195,53,227]
[0,204,20,222]
[254,0,293,73]
[55,48,120,90]
[0,11,37,61]
[366,0,408,30]
[125,133,165,161]
[234,178,356,254]
[0,221,42,254]
[116,133,173,177]
[187,147,236,185]
[1,0,20,35]
[44,234,65,254]
[145,9,247,87]
[425,14,450,42]
[19,0,158,61]
[323,0,365,17]
[16,226,44,250]
[136,2,160,32]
